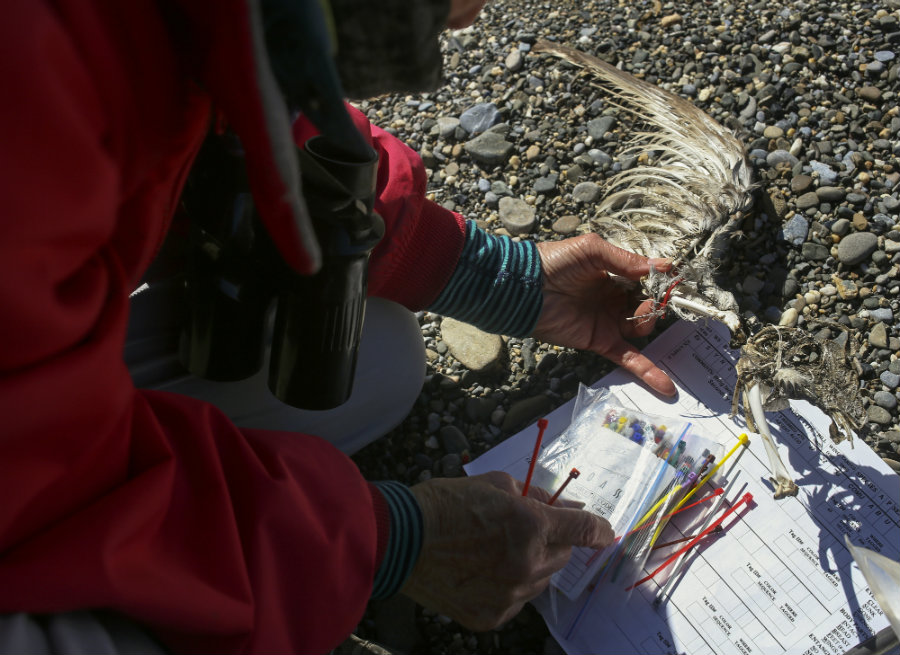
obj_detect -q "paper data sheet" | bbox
[466,320,899,655]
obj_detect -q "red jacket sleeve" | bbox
[0,5,375,653]
[294,106,468,309]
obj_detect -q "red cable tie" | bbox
[548,468,581,505]
[658,276,684,316]
[585,488,724,566]
[652,524,724,551]
[522,418,548,497]
[627,492,753,591]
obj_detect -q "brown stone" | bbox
[660,13,683,27]
[761,190,788,219]
[857,86,882,102]
[790,174,813,194]
[552,215,582,235]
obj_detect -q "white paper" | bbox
[466,320,900,655]
[539,424,679,600]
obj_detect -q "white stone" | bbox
[779,307,799,327]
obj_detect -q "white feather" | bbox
[534,40,755,329]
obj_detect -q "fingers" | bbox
[624,298,661,339]
[580,234,672,282]
[544,505,615,549]
[523,484,553,504]
[603,340,677,397]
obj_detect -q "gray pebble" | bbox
[587,116,616,139]
[831,218,851,237]
[837,232,878,265]
[459,102,501,135]
[439,425,470,454]
[868,308,895,322]
[810,161,839,185]
[501,395,553,432]
[440,453,464,477]
[802,243,830,261]
[881,371,900,389]
[498,196,537,234]
[867,405,893,425]
[816,186,846,203]
[490,181,512,196]
[742,275,765,295]
[881,197,900,213]
[766,150,799,167]
[869,323,889,348]
[464,132,514,165]
[437,116,461,138]
[588,149,613,166]
[873,391,898,412]
[783,215,809,245]
[465,397,497,423]
[533,174,558,195]
[505,50,524,72]
[796,192,819,210]
[572,181,602,203]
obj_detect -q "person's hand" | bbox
[534,233,676,396]
[401,471,614,631]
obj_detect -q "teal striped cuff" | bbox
[370,482,424,599]
[428,221,543,336]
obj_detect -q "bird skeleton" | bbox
[534,40,866,498]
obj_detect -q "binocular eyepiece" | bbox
[179,133,383,410]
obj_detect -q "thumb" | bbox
[544,506,615,549]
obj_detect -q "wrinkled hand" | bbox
[534,233,676,396]
[402,471,614,631]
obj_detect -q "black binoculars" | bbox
[179,132,384,410]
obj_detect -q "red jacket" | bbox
[0,0,465,652]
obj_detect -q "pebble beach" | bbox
[349,0,900,652]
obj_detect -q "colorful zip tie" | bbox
[653,524,724,551]
[649,433,749,545]
[521,418,548,497]
[605,423,693,575]
[628,492,754,591]
[654,435,751,605]
[585,487,723,567]
[548,468,580,505]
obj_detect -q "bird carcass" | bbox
[533,40,866,498]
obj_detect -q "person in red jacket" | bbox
[0,0,676,652]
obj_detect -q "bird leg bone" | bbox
[662,295,742,334]
[745,382,799,499]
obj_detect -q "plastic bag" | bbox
[532,385,724,600]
